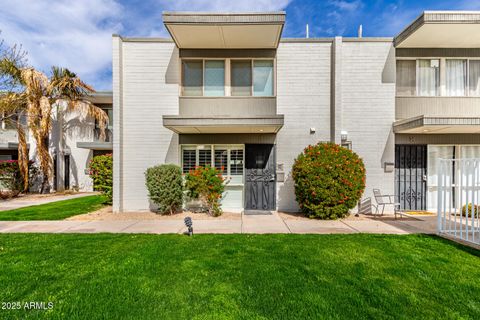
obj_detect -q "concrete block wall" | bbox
[113,37,180,212]
[276,41,332,212]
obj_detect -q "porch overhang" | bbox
[76,142,113,150]
[394,11,480,48]
[162,12,285,49]
[162,115,284,134]
[0,142,29,150]
[393,116,480,134]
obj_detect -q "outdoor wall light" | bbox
[184,217,193,236]
[384,162,394,173]
[310,127,316,134]
[341,130,348,142]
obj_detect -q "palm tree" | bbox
[0,58,108,193]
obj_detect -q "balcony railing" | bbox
[396,96,480,120]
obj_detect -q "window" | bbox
[417,59,439,96]
[214,149,228,174]
[182,149,196,173]
[198,148,212,167]
[469,60,480,96]
[396,60,416,96]
[181,146,244,177]
[231,60,252,96]
[253,60,274,96]
[446,59,467,96]
[230,149,244,175]
[204,60,225,96]
[182,60,203,96]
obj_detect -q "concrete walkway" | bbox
[0,213,437,234]
[0,193,97,211]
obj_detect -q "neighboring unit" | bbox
[112,11,480,213]
[0,92,113,192]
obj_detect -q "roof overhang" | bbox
[395,11,480,48]
[85,92,112,105]
[163,12,285,49]
[163,115,284,134]
[76,142,113,150]
[0,142,29,150]
[394,116,480,134]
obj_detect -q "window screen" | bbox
[396,60,416,96]
[204,60,225,96]
[469,60,480,96]
[253,60,273,96]
[230,149,244,175]
[231,60,252,96]
[182,149,196,173]
[183,60,203,96]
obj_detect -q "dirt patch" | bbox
[66,206,242,221]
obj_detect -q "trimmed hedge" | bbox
[145,164,183,215]
[292,142,366,219]
[88,154,113,204]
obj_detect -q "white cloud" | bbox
[0,0,123,90]
[0,0,293,90]
[157,0,292,12]
[329,0,363,12]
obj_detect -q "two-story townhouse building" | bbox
[0,92,113,192]
[112,11,480,214]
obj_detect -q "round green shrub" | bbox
[185,165,224,216]
[145,164,183,215]
[292,142,366,219]
[88,154,112,203]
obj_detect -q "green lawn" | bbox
[0,234,479,319]
[0,195,107,221]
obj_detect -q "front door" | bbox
[245,144,276,211]
[395,145,427,210]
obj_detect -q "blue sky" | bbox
[1,0,480,90]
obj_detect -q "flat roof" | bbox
[395,11,480,48]
[162,11,285,49]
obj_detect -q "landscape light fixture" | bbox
[184,217,193,236]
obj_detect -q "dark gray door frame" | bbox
[244,144,276,211]
[395,144,427,210]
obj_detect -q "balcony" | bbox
[164,97,283,134]
[394,97,480,134]
[76,128,113,150]
[396,96,480,119]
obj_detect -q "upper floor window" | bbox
[397,58,480,97]
[417,59,440,96]
[182,59,274,97]
[446,59,467,96]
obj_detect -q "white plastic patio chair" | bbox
[373,189,401,218]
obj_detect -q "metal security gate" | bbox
[395,145,427,210]
[438,159,480,245]
[245,144,276,211]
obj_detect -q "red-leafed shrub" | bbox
[88,154,112,203]
[0,160,37,199]
[292,143,366,219]
[185,165,225,216]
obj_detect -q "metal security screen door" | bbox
[395,145,427,210]
[245,144,276,211]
